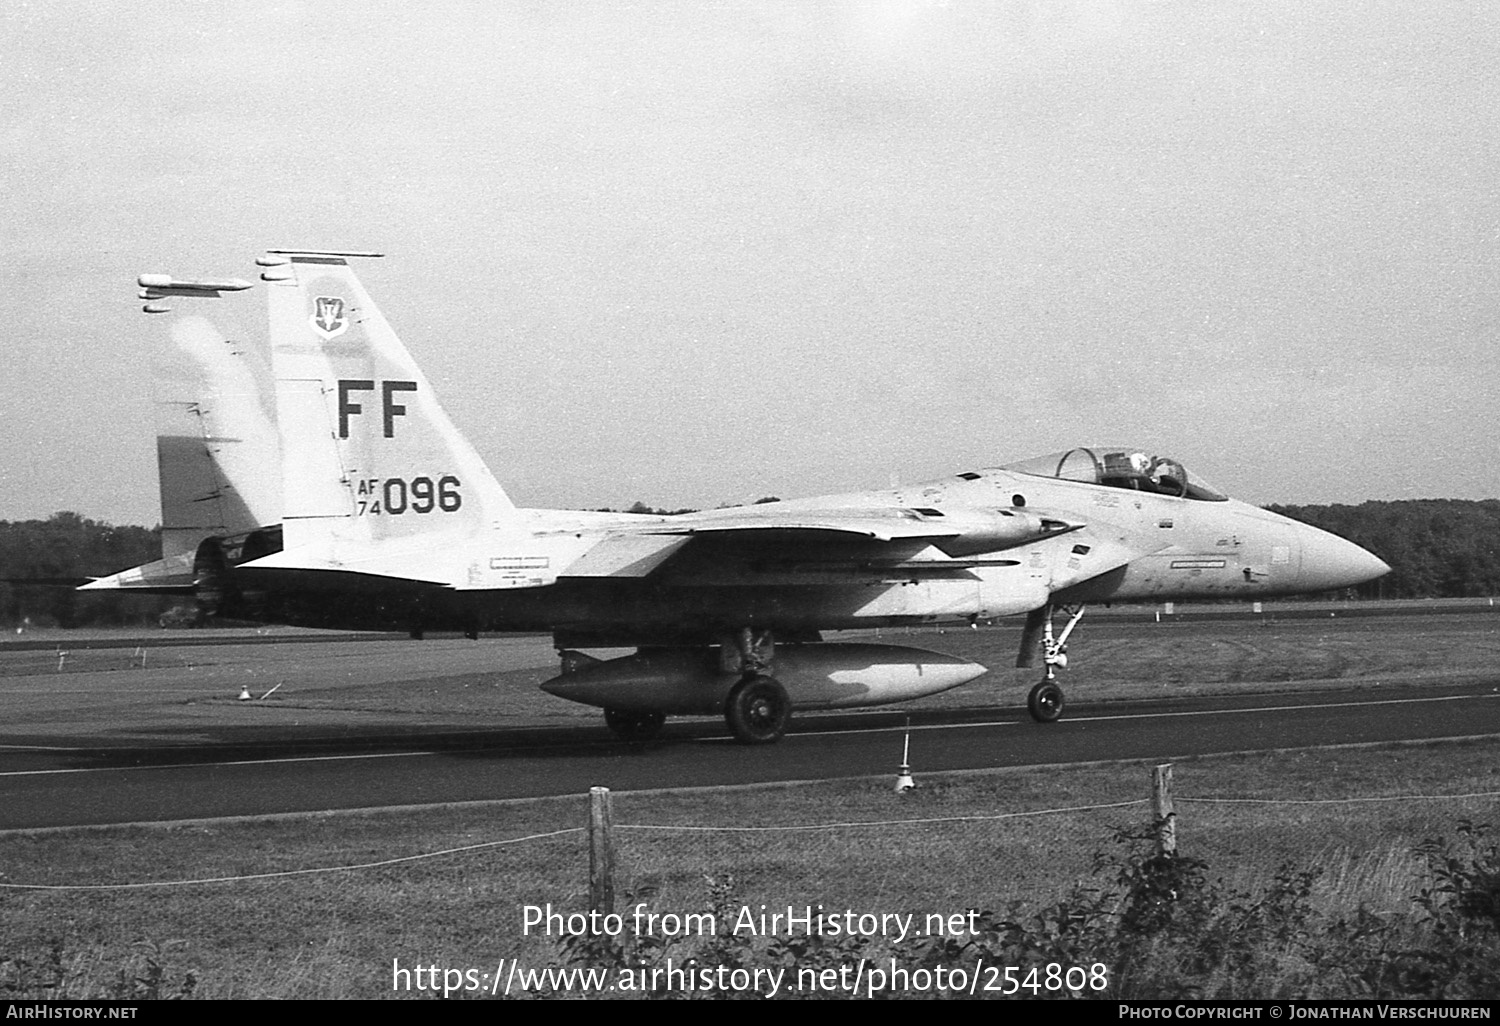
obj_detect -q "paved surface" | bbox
[1,612,1497,829]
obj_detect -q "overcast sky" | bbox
[3,1,1496,526]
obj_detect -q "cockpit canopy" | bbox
[1000,447,1229,502]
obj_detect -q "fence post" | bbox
[1152,763,1176,856]
[589,786,615,913]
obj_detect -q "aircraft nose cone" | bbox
[1301,529,1390,591]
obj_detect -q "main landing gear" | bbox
[725,675,790,744]
[594,627,792,745]
[722,628,791,745]
[1019,604,1086,724]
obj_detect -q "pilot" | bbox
[1133,452,1157,489]
[1101,452,1135,488]
[1102,451,1150,490]
[1150,458,1186,496]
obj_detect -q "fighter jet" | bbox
[86,251,1390,743]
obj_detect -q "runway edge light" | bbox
[895,715,915,793]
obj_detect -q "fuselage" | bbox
[221,462,1388,642]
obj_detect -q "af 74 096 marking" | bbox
[354,476,462,516]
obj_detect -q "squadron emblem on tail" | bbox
[311,296,348,339]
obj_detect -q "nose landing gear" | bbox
[1027,679,1065,723]
[1021,604,1086,723]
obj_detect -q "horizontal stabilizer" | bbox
[238,545,452,586]
[77,552,196,592]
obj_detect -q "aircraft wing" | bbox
[647,507,967,543]
[556,512,957,580]
[559,505,1090,580]
[556,534,694,578]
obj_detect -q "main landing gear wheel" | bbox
[604,708,666,743]
[1027,681,1065,723]
[725,675,791,745]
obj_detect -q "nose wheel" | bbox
[1027,680,1065,723]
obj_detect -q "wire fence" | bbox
[3,778,1496,902]
[3,765,1498,1004]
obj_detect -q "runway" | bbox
[2,686,1498,830]
[1,611,1497,830]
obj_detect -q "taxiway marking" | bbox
[0,748,436,777]
[794,691,1500,738]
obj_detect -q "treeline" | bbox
[0,513,169,627]
[1268,499,1500,600]
[1,500,1495,627]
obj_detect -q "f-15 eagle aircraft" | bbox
[86,251,1390,744]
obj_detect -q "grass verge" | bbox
[2,736,1498,998]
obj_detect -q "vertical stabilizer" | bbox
[261,251,525,575]
[143,274,280,559]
